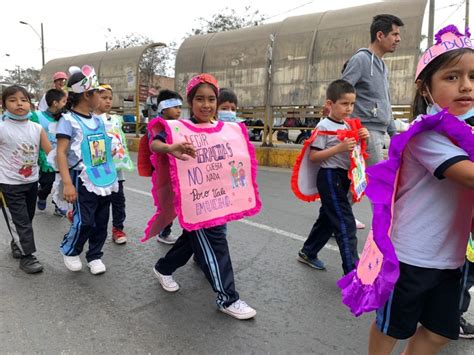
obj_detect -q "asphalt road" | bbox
[1,157,472,354]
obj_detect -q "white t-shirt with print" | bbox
[0,117,42,185]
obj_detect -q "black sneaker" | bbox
[297,249,326,270]
[11,241,21,259]
[19,255,43,274]
[460,316,474,339]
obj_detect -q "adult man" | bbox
[342,14,404,166]
[38,72,68,111]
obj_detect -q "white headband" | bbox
[158,98,182,113]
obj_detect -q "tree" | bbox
[109,33,175,85]
[189,6,266,36]
[0,67,41,99]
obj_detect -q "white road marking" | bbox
[125,186,340,253]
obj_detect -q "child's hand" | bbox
[169,142,196,161]
[338,138,357,152]
[63,183,77,203]
[358,128,370,140]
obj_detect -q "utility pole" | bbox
[428,0,435,47]
[40,23,45,67]
[466,0,470,29]
[20,21,45,67]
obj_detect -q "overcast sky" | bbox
[0,0,470,75]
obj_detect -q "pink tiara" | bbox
[415,25,472,81]
[185,74,219,97]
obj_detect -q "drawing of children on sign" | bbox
[229,160,239,188]
[238,162,246,187]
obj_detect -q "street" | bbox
[1,157,472,354]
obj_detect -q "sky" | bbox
[0,0,470,76]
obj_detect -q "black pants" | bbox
[302,168,358,274]
[0,182,38,256]
[460,260,474,314]
[60,171,111,262]
[156,224,239,308]
[37,171,55,201]
[111,180,126,230]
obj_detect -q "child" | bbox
[94,84,134,244]
[150,74,257,320]
[297,79,369,275]
[217,87,245,123]
[368,26,474,354]
[31,88,67,216]
[0,85,52,274]
[153,89,183,245]
[55,66,118,275]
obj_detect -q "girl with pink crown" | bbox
[143,74,261,320]
[338,25,474,354]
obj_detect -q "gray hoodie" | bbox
[341,48,395,135]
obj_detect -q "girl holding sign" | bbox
[54,66,118,275]
[147,74,258,320]
[353,26,474,354]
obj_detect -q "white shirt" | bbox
[0,117,42,184]
[391,131,474,269]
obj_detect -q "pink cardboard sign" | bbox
[356,230,383,285]
[164,119,261,231]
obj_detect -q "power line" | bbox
[263,1,315,21]
[438,0,465,27]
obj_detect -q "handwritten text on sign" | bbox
[167,120,259,229]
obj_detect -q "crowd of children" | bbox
[0,20,473,351]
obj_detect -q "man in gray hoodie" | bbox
[342,14,404,166]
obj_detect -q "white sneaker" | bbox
[355,219,366,229]
[153,268,179,292]
[63,255,83,272]
[156,233,180,245]
[219,299,256,320]
[87,259,106,275]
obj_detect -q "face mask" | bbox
[217,110,238,122]
[48,107,67,120]
[4,110,32,121]
[427,103,474,122]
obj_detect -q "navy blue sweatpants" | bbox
[302,168,358,274]
[460,260,474,314]
[111,180,126,230]
[60,170,111,262]
[156,224,239,308]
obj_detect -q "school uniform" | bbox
[56,110,117,262]
[152,119,239,308]
[301,117,359,274]
[376,129,473,340]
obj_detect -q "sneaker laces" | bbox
[161,275,176,285]
[232,299,249,310]
[113,228,126,238]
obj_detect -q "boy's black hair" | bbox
[218,88,238,107]
[45,88,67,107]
[326,79,355,102]
[157,89,183,105]
[2,85,31,109]
[370,14,404,43]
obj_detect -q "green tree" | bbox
[0,67,41,99]
[189,6,266,36]
[110,33,175,85]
